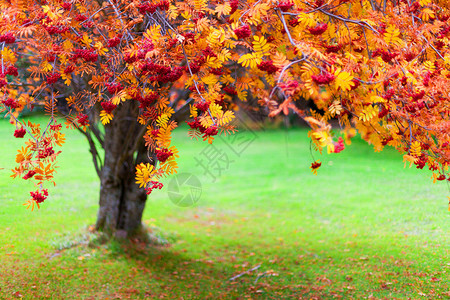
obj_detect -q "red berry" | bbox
[14,127,26,138]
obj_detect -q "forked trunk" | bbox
[94,101,153,238]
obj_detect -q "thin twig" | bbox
[228,265,261,281]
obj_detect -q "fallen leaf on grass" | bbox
[12,291,22,298]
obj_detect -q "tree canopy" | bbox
[1,0,450,211]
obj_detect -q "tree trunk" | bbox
[94,101,153,238]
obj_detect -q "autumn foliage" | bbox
[1,0,450,210]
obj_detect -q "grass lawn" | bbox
[0,115,449,299]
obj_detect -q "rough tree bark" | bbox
[88,100,153,238]
[64,80,193,239]
[82,97,191,239]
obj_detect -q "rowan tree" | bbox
[1,0,450,238]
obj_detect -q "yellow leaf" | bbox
[135,163,155,188]
[420,8,435,21]
[383,25,403,48]
[237,53,262,69]
[63,40,73,51]
[410,141,422,157]
[334,70,354,91]
[423,60,435,72]
[222,74,235,85]
[217,110,235,126]
[61,73,71,86]
[297,13,316,28]
[190,104,198,118]
[1,47,17,64]
[100,110,114,125]
[209,103,222,118]
[81,34,92,47]
[156,114,169,128]
[370,95,386,103]
[403,154,418,168]
[40,60,53,72]
[253,35,270,56]
[111,90,128,105]
[94,42,109,55]
[215,3,231,18]
[205,56,223,68]
[181,11,192,20]
[201,74,219,86]
[358,105,377,122]
[207,29,226,48]
[194,0,207,11]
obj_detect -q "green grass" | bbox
[0,115,449,299]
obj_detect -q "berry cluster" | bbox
[437,174,446,181]
[106,82,123,94]
[14,127,26,138]
[373,49,397,63]
[77,114,89,126]
[314,0,324,6]
[61,2,72,10]
[151,129,159,137]
[138,92,158,109]
[2,98,19,109]
[289,18,300,27]
[181,32,196,45]
[311,72,334,85]
[75,14,88,22]
[423,72,431,86]
[43,24,70,35]
[311,161,322,170]
[30,189,48,204]
[194,101,210,112]
[23,170,36,180]
[0,76,6,88]
[413,152,427,169]
[277,1,293,12]
[188,117,219,138]
[0,33,15,44]
[6,66,18,76]
[406,1,420,13]
[350,78,360,90]
[145,181,164,195]
[324,44,341,53]
[437,25,450,39]
[223,85,237,95]
[38,146,55,159]
[230,0,239,14]
[50,123,62,131]
[210,68,224,75]
[101,101,117,114]
[64,65,75,74]
[410,90,425,101]
[107,36,121,48]
[187,117,206,132]
[71,49,98,62]
[332,137,345,153]
[405,101,426,114]
[203,125,218,137]
[234,24,251,39]
[257,60,278,74]
[185,47,217,74]
[46,73,61,85]
[139,0,169,14]
[381,135,393,146]
[140,62,183,83]
[156,148,174,163]
[308,23,328,35]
